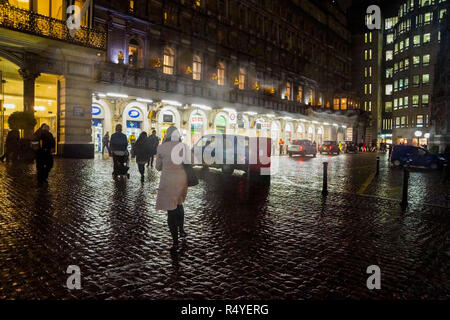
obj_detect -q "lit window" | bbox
[440,9,447,20]
[385,102,392,112]
[239,68,246,90]
[195,0,201,7]
[128,39,139,65]
[129,0,135,13]
[413,95,419,107]
[284,82,291,99]
[385,84,393,95]
[297,86,303,102]
[341,98,347,110]
[422,74,430,84]
[424,12,433,24]
[386,68,393,78]
[423,54,430,66]
[414,35,421,46]
[413,56,420,66]
[386,34,394,44]
[9,0,30,10]
[386,50,393,61]
[423,33,431,44]
[413,75,420,87]
[394,99,398,110]
[404,96,409,107]
[193,55,202,80]
[416,115,424,127]
[217,62,225,86]
[422,94,429,106]
[163,47,175,75]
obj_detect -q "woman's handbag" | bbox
[183,163,199,187]
[181,144,198,187]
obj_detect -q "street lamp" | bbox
[414,130,422,147]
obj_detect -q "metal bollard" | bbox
[322,162,328,196]
[376,156,380,176]
[400,165,409,209]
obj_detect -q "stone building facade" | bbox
[1,0,363,158]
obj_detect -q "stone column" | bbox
[19,68,40,113]
[58,76,94,159]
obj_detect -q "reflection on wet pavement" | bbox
[0,153,448,299]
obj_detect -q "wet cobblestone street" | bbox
[0,153,449,299]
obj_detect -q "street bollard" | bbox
[322,162,328,196]
[400,165,409,209]
[376,156,380,176]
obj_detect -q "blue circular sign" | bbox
[128,109,140,118]
[92,105,102,116]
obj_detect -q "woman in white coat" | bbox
[155,126,188,250]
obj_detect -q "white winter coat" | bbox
[155,141,188,211]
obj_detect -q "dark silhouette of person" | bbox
[0,128,20,162]
[33,124,55,187]
[102,132,110,155]
[132,131,152,182]
[147,130,160,168]
[110,124,128,177]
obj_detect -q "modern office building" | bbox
[351,0,449,149]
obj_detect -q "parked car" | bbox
[390,145,446,169]
[319,141,340,155]
[287,139,317,157]
[343,141,358,153]
[191,134,272,178]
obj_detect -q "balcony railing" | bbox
[0,3,106,50]
[96,62,315,114]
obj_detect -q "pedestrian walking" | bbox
[132,132,151,182]
[110,124,129,178]
[279,138,284,155]
[147,130,159,168]
[0,128,20,163]
[32,124,55,187]
[129,133,137,158]
[102,132,110,155]
[155,126,188,251]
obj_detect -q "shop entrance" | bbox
[0,57,58,154]
[92,119,103,152]
[190,112,204,146]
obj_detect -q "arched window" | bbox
[217,62,225,86]
[193,55,202,80]
[238,68,246,90]
[163,47,175,75]
[128,39,139,66]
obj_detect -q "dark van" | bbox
[390,145,446,169]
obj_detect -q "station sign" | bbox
[229,111,237,124]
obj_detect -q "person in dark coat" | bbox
[132,131,152,182]
[110,124,128,177]
[147,130,160,168]
[0,128,20,162]
[102,132,110,155]
[33,124,55,187]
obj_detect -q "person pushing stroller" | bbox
[110,124,129,179]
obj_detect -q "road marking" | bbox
[357,172,376,195]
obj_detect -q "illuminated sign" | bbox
[128,109,141,118]
[92,105,102,116]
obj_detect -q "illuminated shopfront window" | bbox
[128,39,139,66]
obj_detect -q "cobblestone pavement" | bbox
[0,152,449,299]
